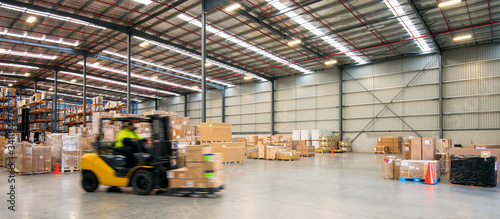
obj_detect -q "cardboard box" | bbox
[400,160,440,179]
[187,169,205,179]
[449,148,500,184]
[384,156,395,179]
[168,178,187,188]
[81,137,96,151]
[170,129,183,140]
[204,153,223,171]
[44,147,51,172]
[186,145,212,162]
[374,146,388,152]
[200,123,232,141]
[167,168,188,179]
[210,142,245,162]
[422,138,436,160]
[410,138,422,160]
[247,136,259,144]
[258,144,266,159]
[402,143,411,159]
[394,159,401,180]
[276,151,300,160]
[474,144,500,149]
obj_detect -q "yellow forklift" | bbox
[81,115,176,195]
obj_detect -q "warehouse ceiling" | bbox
[0,0,498,102]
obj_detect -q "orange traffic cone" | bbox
[53,163,61,174]
[424,162,436,185]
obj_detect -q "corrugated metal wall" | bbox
[275,70,340,133]
[343,54,440,133]
[443,44,500,130]
[187,89,222,125]
[225,82,272,134]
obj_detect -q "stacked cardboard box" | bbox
[91,112,115,134]
[376,137,402,153]
[13,143,51,174]
[399,160,440,180]
[200,123,232,142]
[276,150,300,160]
[408,137,436,160]
[374,146,388,153]
[247,136,259,145]
[339,141,351,152]
[168,145,223,188]
[209,142,245,163]
[293,140,314,156]
[61,134,82,171]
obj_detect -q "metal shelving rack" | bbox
[1,89,17,136]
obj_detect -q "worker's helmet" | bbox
[123,118,139,129]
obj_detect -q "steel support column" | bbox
[201,8,207,123]
[222,87,226,123]
[438,54,443,139]
[271,80,275,135]
[54,70,58,132]
[184,94,188,117]
[339,67,343,141]
[34,80,37,93]
[155,98,159,110]
[83,54,87,127]
[127,29,132,114]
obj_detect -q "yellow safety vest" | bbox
[114,127,144,148]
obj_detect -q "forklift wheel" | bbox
[82,171,99,192]
[131,170,153,195]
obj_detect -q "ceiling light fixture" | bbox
[139,41,149,47]
[225,3,241,11]
[8,83,13,87]
[453,35,472,41]
[244,76,252,80]
[191,86,198,89]
[151,76,158,80]
[324,60,337,65]
[205,62,212,67]
[132,0,153,5]
[26,16,36,23]
[93,62,100,66]
[438,0,461,7]
[24,73,30,76]
[287,39,301,46]
[0,48,5,53]
[71,79,77,82]
[49,87,54,91]
[77,93,82,95]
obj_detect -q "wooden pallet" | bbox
[169,185,224,197]
[334,150,349,153]
[300,154,315,157]
[276,158,299,161]
[15,170,51,175]
[223,161,245,164]
[373,151,386,154]
[62,167,80,173]
[449,183,496,188]
[316,151,331,154]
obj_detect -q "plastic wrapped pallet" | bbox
[311,129,323,140]
[450,155,497,187]
[14,142,32,173]
[62,134,82,171]
[46,133,64,168]
[292,130,301,140]
[300,130,311,140]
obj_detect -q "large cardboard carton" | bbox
[44,147,51,172]
[422,138,436,160]
[276,151,300,160]
[186,145,212,162]
[31,146,40,172]
[167,168,188,179]
[449,148,500,184]
[258,144,266,159]
[384,156,395,179]
[402,143,411,159]
[394,159,401,180]
[400,160,440,179]
[210,142,245,162]
[474,145,500,149]
[81,137,96,151]
[200,123,232,141]
[410,138,422,160]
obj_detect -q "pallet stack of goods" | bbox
[385,137,441,183]
[245,136,259,157]
[12,142,52,175]
[374,137,402,154]
[317,136,340,153]
[46,133,82,172]
[449,144,500,187]
[200,122,246,163]
[167,145,223,192]
[292,140,314,157]
[338,141,351,152]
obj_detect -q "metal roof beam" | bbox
[0,36,224,89]
[407,0,441,55]
[2,0,273,82]
[0,59,184,96]
[130,0,188,28]
[203,0,228,11]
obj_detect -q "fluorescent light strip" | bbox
[0,3,106,30]
[266,0,366,64]
[384,0,432,52]
[0,29,79,47]
[0,49,57,60]
[0,2,246,85]
[102,49,234,87]
[76,61,200,91]
[453,35,472,41]
[0,62,39,69]
[438,0,461,8]
[37,84,122,100]
[176,14,312,76]
[58,71,178,96]
[45,77,159,99]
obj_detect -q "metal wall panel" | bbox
[443,44,500,130]
[343,54,440,133]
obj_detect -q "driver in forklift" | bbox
[114,120,147,167]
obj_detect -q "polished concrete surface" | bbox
[1,153,499,218]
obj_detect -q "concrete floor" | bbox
[1,153,499,218]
